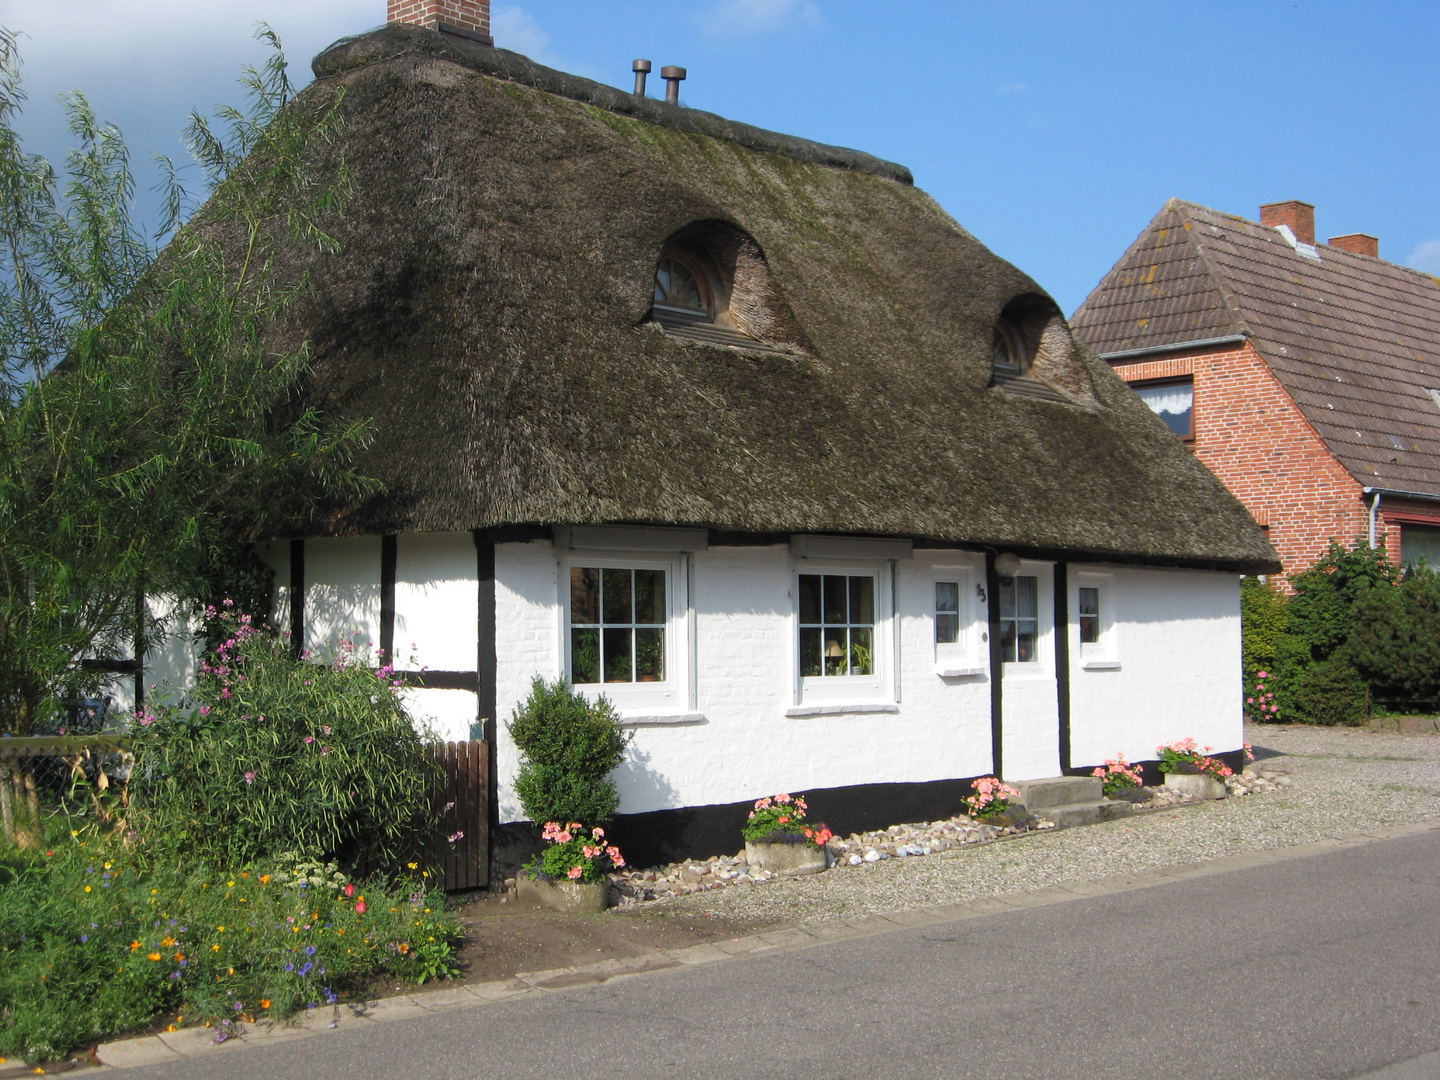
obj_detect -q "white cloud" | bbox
[491,4,555,65]
[1408,240,1440,275]
[701,0,821,37]
[997,81,1028,94]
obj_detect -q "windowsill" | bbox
[785,703,900,718]
[619,713,707,727]
[1081,659,1122,671]
[935,664,987,678]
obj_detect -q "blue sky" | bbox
[1,0,1437,315]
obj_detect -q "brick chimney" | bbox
[388,0,493,44]
[1328,233,1380,258]
[1260,200,1315,245]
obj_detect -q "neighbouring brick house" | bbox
[1071,198,1440,583]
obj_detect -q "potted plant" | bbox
[742,793,833,876]
[1157,738,1233,799]
[517,821,626,912]
[1092,754,1149,802]
[964,776,1027,825]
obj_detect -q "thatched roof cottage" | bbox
[158,2,1277,870]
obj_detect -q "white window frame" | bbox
[794,560,892,706]
[932,567,985,677]
[1075,570,1120,670]
[560,551,689,714]
[999,560,1052,678]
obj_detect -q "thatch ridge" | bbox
[313,23,913,186]
[235,31,1276,574]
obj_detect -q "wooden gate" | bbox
[429,740,489,892]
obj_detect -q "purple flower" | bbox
[244,772,256,785]
[305,945,317,956]
[285,963,295,973]
[80,934,88,943]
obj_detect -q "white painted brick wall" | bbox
[1068,566,1242,766]
[495,541,999,823]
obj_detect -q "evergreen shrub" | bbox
[507,677,631,827]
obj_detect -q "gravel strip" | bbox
[654,724,1440,926]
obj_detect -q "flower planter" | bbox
[1163,772,1227,800]
[515,874,609,913]
[745,841,828,877]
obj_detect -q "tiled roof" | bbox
[1071,199,1440,495]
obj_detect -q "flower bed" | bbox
[0,841,460,1063]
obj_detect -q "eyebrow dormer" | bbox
[648,221,807,354]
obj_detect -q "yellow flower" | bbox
[83,885,92,893]
[406,862,418,870]
[70,829,78,837]
[216,926,225,933]
[211,944,220,952]
[160,936,175,947]
[227,881,235,888]
[103,861,112,870]
[150,889,158,895]
[422,870,429,878]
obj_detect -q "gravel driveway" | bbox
[658,723,1440,926]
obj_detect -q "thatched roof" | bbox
[251,24,1276,573]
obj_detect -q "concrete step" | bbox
[1036,799,1134,829]
[1013,775,1103,809]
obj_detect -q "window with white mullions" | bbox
[569,567,666,685]
[1078,586,1100,645]
[998,575,1038,663]
[935,581,960,644]
[798,573,875,677]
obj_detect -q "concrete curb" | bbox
[92,817,1440,1070]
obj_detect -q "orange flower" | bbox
[260,1000,271,1010]
[259,874,272,885]
[129,941,142,952]
[147,952,162,962]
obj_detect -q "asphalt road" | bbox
[123,829,1440,1080]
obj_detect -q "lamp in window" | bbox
[825,638,845,676]
[993,553,1022,582]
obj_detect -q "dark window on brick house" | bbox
[1133,377,1194,439]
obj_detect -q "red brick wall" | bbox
[1111,342,1369,585]
[388,0,490,36]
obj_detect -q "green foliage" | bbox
[0,838,460,1063]
[0,27,374,846]
[1240,576,1288,685]
[130,608,439,870]
[507,677,631,827]
[1267,542,1397,725]
[1284,653,1368,726]
[1350,566,1440,707]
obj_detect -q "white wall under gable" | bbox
[1067,565,1242,767]
[394,532,477,672]
[304,536,382,657]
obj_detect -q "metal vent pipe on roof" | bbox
[661,65,686,105]
[632,59,651,96]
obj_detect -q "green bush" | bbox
[1286,653,1368,726]
[1240,576,1288,684]
[507,677,631,826]
[130,606,439,870]
[1268,542,1397,724]
[0,838,459,1062]
[1351,567,1440,708]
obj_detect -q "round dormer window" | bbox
[653,252,712,317]
[992,318,1028,377]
